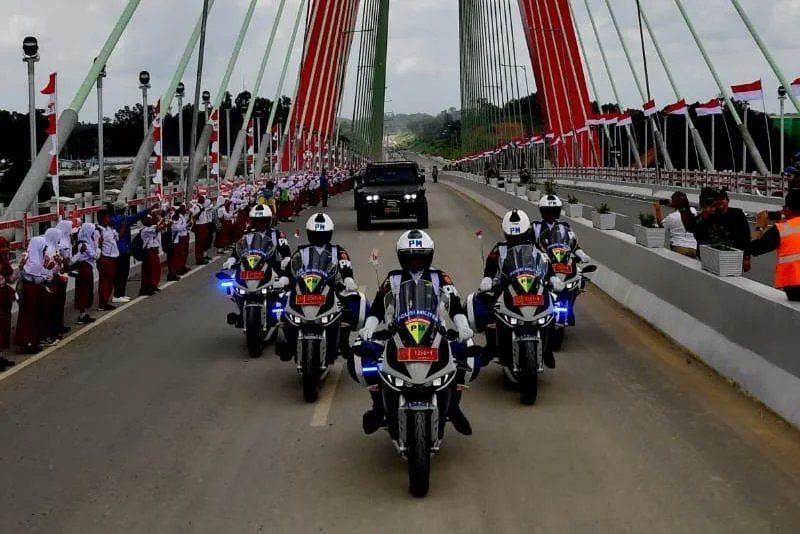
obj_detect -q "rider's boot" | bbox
[362,390,385,435]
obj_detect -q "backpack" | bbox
[131,233,146,262]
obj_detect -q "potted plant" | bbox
[699,241,744,277]
[634,212,667,248]
[591,203,616,230]
[565,195,582,218]
[527,182,541,202]
[544,178,558,196]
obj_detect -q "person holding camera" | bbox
[689,187,752,271]
[654,192,697,258]
[751,190,800,301]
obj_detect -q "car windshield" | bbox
[363,166,418,186]
[501,244,549,280]
[385,279,440,325]
[290,247,337,279]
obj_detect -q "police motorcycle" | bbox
[282,247,350,402]
[352,279,479,498]
[478,244,556,405]
[538,225,596,351]
[216,239,286,359]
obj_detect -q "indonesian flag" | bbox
[151,99,163,198]
[550,136,562,147]
[603,113,619,126]
[731,79,763,102]
[586,115,604,127]
[790,77,800,97]
[562,130,574,138]
[575,125,590,134]
[246,119,255,178]
[41,72,59,197]
[210,109,220,181]
[696,98,723,117]
[545,129,555,139]
[531,135,545,145]
[663,99,688,115]
[643,99,657,117]
[618,112,633,127]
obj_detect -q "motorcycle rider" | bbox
[475,209,563,369]
[356,230,475,436]
[532,195,590,326]
[221,204,291,327]
[275,213,360,363]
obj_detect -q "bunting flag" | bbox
[696,98,723,117]
[663,99,688,116]
[617,112,633,127]
[790,77,800,97]
[643,99,657,117]
[209,109,220,182]
[151,99,163,199]
[246,119,255,178]
[41,72,59,198]
[730,79,763,102]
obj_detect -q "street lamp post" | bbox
[779,85,787,172]
[139,70,151,195]
[22,36,40,215]
[202,90,211,185]
[95,59,107,202]
[222,91,232,170]
[176,82,186,185]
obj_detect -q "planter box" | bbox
[565,203,583,218]
[592,212,616,230]
[489,178,498,187]
[516,185,527,197]
[505,183,515,194]
[699,245,744,277]
[634,225,667,248]
[527,189,541,202]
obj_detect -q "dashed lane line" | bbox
[310,361,344,427]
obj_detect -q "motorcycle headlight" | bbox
[261,288,269,295]
[321,315,330,324]
[237,288,246,296]
[286,312,302,324]
[566,281,577,290]
[502,314,518,326]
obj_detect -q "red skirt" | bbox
[194,223,209,262]
[0,285,15,351]
[215,220,234,248]
[97,256,116,307]
[277,201,293,220]
[74,262,94,311]
[171,236,189,274]
[234,210,249,241]
[14,280,51,347]
[141,248,162,292]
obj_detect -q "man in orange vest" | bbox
[751,190,800,301]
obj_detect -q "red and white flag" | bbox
[545,129,555,139]
[643,99,657,117]
[41,72,59,197]
[575,125,590,134]
[209,109,220,182]
[695,98,723,117]
[151,99,163,198]
[731,79,763,102]
[790,77,800,97]
[617,112,633,127]
[550,136,562,146]
[531,135,545,145]
[246,119,255,178]
[603,113,619,126]
[663,99,688,116]
[586,115,604,127]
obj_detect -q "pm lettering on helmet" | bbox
[314,223,327,231]
[510,226,521,234]
[408,239,424,248]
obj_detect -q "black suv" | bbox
[354,161,428,230]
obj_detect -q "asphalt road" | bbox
[1,186,799,533]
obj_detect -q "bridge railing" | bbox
[498,167,791,197]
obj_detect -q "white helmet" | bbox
[249,204,273,220]
[396,229,435,271]
[306,213,334,246]
[538,194,563,208]
[501,209,531,241]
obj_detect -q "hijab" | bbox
[23,236,52,279]
[44,228,63,257]
[56,220,73,251]
[77,223,98,260]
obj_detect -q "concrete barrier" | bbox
[442,172,800,428]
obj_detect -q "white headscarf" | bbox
[44,228,63,257]
[56,220,73,251]
[23,236,52,280]
[77,223,98,259]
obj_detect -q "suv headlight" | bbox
[403,193,418,201]
[366,194,380,202]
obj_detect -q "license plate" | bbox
[241,270,265,280]
[397,347,439,362]
[384,207,400,214]
[513,294,545,307]
[295,293,326,306]
[553,263,573,274]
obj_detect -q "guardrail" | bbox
[496,167,791,197]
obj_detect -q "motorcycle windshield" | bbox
[502,244,548,292]
[235,234,275,270]
[386,280,441,347]
[539,224,574,261]
[291,247,337,294]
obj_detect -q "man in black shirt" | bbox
[690,187,752,271]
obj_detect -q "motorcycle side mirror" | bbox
[581,265,597,273]
[216,271,232,281]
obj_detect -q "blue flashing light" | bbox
[270,303,285,317]
[220,281,234,289]
[554,306,569,314]
[362,366,379,374]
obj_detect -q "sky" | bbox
[0,0,797,124]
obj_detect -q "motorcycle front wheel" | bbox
[245,307,264,359]
[518,341,539,406]
[301,338,321,403]
[407,410,431,498]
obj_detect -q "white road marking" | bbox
[0,257,220,384]
[310,361,344,427]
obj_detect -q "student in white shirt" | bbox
[655,192,698,258]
